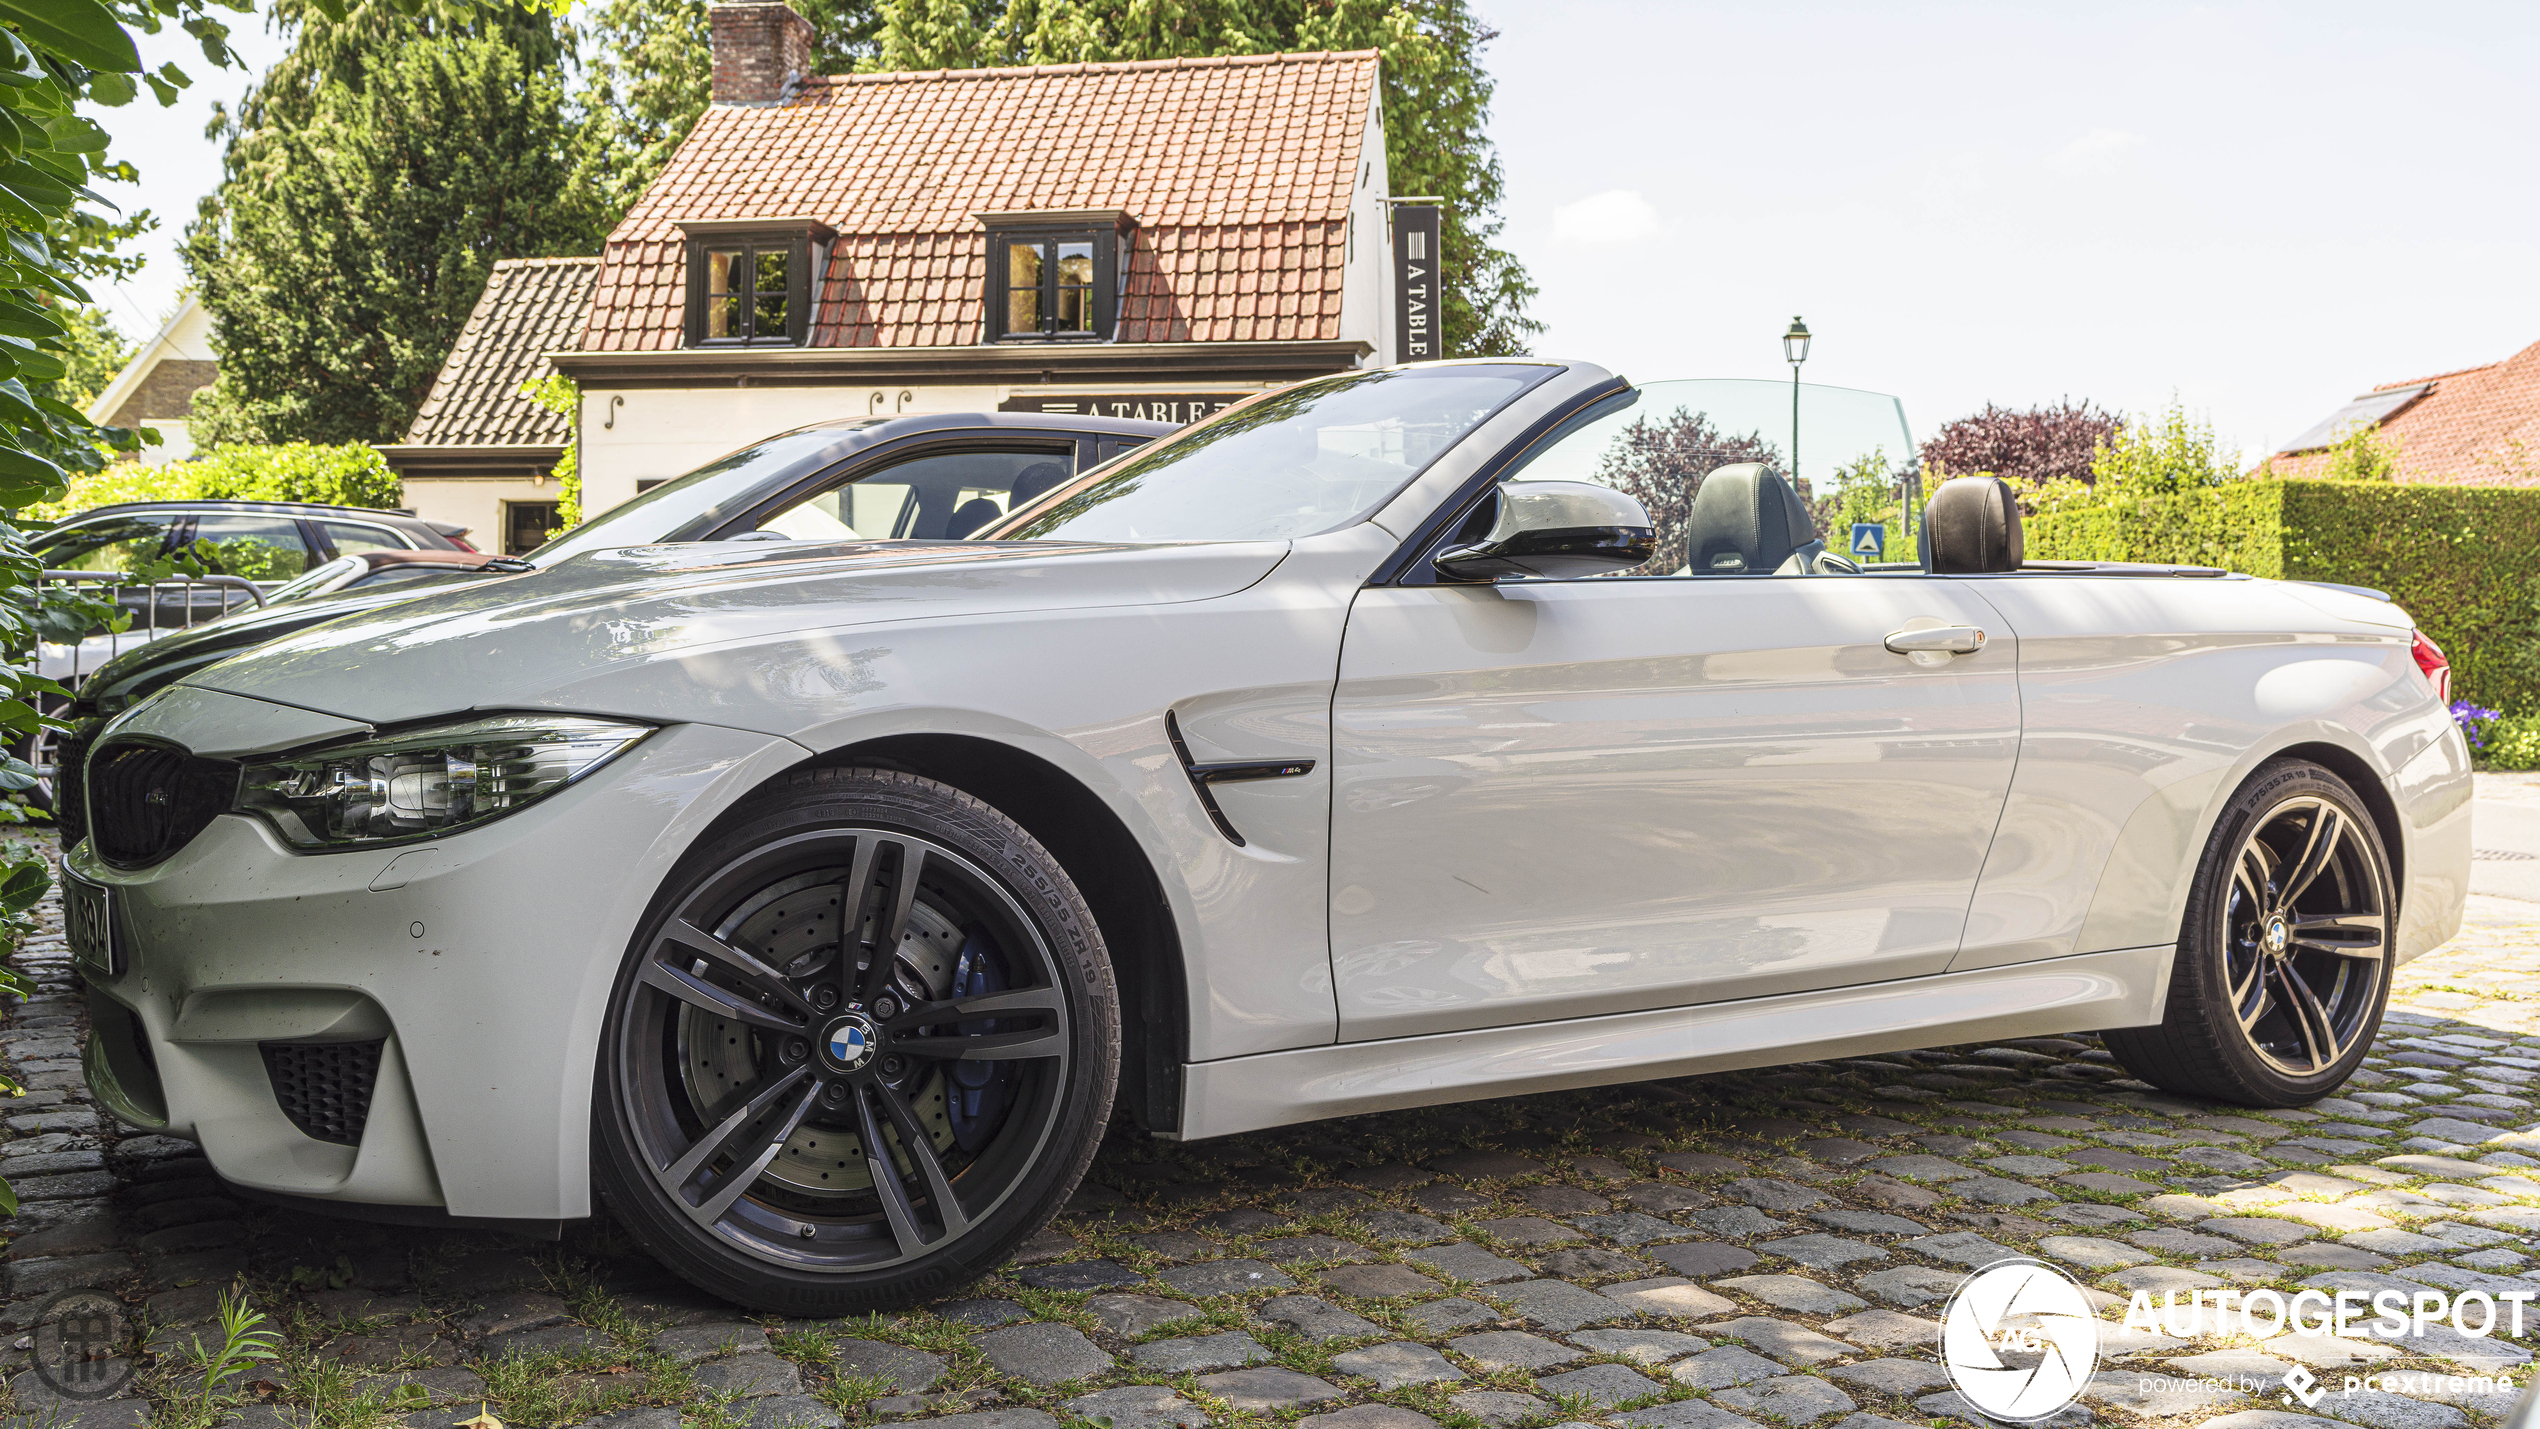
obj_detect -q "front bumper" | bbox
[72,714,809,1220]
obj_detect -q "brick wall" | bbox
[710,3,815,107]
[105,358,216,427]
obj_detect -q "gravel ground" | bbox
[6,833,2540,1429]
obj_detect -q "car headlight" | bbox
[235,714,651,849]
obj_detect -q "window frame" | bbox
[979,210,1134,345]
[678,219,830,349]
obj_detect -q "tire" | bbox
[595,766,1119,1313]
[2104,758,2395,1107]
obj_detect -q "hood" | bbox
[183,537,1289,726]
[75,579,505,714]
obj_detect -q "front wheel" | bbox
[2105,758,2394,1107]
[595,767,1119,1313]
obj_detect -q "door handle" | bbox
[1884,624,1987,659]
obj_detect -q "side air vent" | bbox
[1163,711,1316,848]
[88,740,239,870]
[260,1040,385,1146]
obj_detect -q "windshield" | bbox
[264,554,364,603]
[992,364,1556,543]
[529,422,880,564]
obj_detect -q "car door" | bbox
[1327,380,2023,1041]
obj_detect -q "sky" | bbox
[1485,0,2540,459]
[95,1,2540,461]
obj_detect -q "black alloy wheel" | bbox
[2106,759,2394,1106]
[597,768,1118,1312]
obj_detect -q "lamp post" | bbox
[1783,316,1811,487]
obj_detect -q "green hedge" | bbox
[26,442,401,522]
[2026,479,2540,713]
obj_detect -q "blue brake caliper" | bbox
[946,934,1012,1152]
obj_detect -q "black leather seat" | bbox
[943,497,1005,539]
[1682,463,1830,574]
[1008,462,1071,508]
[1920,475,2024,573]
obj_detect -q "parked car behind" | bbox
[27,499,476,684]
[43,411,1172,838]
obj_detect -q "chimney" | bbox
[710,3,815,106]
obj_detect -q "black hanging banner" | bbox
[1393,204,1442,366]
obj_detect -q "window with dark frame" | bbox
[678,220,826,348]
[980,211,1132,344]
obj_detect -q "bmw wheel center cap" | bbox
[821,1012,879,1073]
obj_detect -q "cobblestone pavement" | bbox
[8,832,2540,1429]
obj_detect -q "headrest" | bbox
[1684,463,1813,574]
[1009,462,1071,506]
[944,497,1004,539]
[1920,475,2025,574]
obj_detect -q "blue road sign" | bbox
[1850,523,1885,561]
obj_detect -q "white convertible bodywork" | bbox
[68,361,2471,1222]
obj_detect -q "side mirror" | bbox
[1433,481,1656,581]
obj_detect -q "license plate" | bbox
[62,870,118,977]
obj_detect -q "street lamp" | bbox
[1783,316,1810,486]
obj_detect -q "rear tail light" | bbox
[2411,629,2451,703]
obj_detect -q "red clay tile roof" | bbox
[403,257,597,445]
[581,51,1380,352]
[2271,336,2540,486]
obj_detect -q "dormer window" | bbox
[979,209,1135,343]
[678,218,832,347]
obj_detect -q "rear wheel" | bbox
[2105,759,2393,1106]
[595,767,1118,1313]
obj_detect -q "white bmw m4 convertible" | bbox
[65,360,2470,1311]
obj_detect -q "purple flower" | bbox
[2453,700,2502,754]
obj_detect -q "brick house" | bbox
[2270,336,2540,486]
[378,256,598,553]
[550,3,1398,513]
[84,295,218,467]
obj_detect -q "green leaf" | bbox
[0,443,63,487]
[0,299,63,341]
[38,114,103,152]
[0,1178,18,1218]
[0,28,42,88]
[0,860,48,911]
[84,69,135,107]
[0,0,142,74]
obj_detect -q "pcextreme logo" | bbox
[1941,1261,2100,1422]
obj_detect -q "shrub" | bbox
[27,443,402,522]
[2027,478,2540,714]
[1921,399,2118,487]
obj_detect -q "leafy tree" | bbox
[1921,399,2120,488]
[2255,420,2405,484]
[182,0,613,447]
[2090,398,2241,494]
[1590,405,1780,575]
[42,306,130,413]
[0,0,258,1214]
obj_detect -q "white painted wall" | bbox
[1342,71,1395,367]
[401,476,564,551]
[578,384,1001,516]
